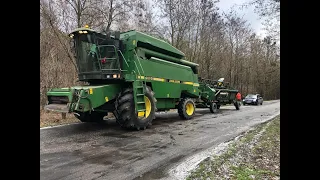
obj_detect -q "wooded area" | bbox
[40,0,280,108]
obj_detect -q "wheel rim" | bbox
[144,96,151,118]
[186,102,194,115]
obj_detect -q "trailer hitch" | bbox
[74,89,93,113]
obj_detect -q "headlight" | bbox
[253,99,256,101]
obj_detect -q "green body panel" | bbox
[150,81,199,98]
[156,98,177,110]
[46,84,121,113]
[138,57,196,81]
[136,47,198,68]
[120,30,185,58]
[198,84,216,101]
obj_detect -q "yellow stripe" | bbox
[183,81,194,85]
[169,79,180,83]
[152,77,165,82]
[137,76,196,85]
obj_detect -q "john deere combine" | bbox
[45,25,240,130]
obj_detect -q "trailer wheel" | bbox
[115,87,156,130]
[210,102,218,113]
[74,111,106,123]
[178,98,195,120]
[234,101,240,110]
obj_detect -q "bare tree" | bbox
[40,0,280,107]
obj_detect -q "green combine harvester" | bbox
[45,25,240,130]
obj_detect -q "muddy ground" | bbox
[40,100,280,180]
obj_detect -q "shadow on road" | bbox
[42,107,239,139]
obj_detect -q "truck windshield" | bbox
[246,94,257,98]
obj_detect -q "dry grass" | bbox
[187,115,280,180]
[40,110,79,128]
[40,109,116,128]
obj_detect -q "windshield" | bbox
[74,33,120,73]
[74,34,100,73]
[246,94,257,98]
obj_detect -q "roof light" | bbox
[84,25,89,28]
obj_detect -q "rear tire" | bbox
[178,98,195,120]
[115,87,156,130]
[74,111,106,123]
[210,102,218,113]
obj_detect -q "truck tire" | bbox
[210,102,218,113]
[178,98,195,120]
[115,87,156,130]
[74,111,106,123]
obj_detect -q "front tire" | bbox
[178,98,196,120]
[115,87,156,130]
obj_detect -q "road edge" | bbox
[165,111,280,180]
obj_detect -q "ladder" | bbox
[133,50,147,117]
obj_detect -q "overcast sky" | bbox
[148,0,268,38]
[216,0,267,38]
